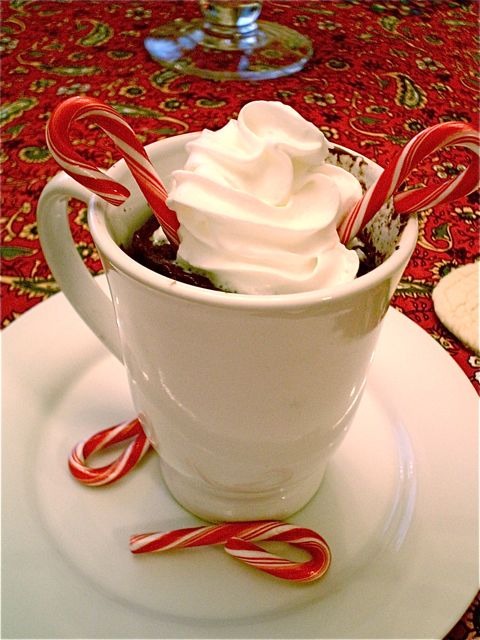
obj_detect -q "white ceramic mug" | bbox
[37,133,418,521]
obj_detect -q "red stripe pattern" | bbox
[68,418,152,486]
[46,96,179,247]
[338,121,480,244]
[70,420,331,582]
[130,520,331,582]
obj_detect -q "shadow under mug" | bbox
[37,133,418,522]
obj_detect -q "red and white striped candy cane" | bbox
[69,421,331,581]
[69,418,151,486]
[338,121,480,244]
[130,520,331,582]
[46,96,179,247]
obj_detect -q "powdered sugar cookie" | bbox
[432,261,479,354]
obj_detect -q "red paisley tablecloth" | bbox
[1,1,478,637]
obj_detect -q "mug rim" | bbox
[89,134,418,310]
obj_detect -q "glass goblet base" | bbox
[145,19,313,81]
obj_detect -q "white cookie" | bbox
[432,261,479,354]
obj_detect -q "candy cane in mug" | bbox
[338,122,480,244]
[46,96,180,246]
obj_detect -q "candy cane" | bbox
[68,418,152,486]
[338,121,480,244]
[130,521,331,582]
[69,420,331,582]
[46,96,179,247]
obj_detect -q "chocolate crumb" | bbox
[124,216,220,291]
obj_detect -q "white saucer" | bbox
[2,278,478,639]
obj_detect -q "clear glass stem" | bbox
[198,1,264,49]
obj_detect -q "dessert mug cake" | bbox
[127,102,402,294]
[37,102,418,521]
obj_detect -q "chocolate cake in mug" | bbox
[37,100,417,521]
[125,102,403,294]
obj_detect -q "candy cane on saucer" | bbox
[46,96,179,247]
[338,121,480,244]
[69,418,152,486]
[130,520,331,582]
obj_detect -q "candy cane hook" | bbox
[46,96,180,247]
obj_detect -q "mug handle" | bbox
[37,171,122,360]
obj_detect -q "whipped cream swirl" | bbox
[166,101,362,294]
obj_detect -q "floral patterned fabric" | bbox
[1,1,478,637]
